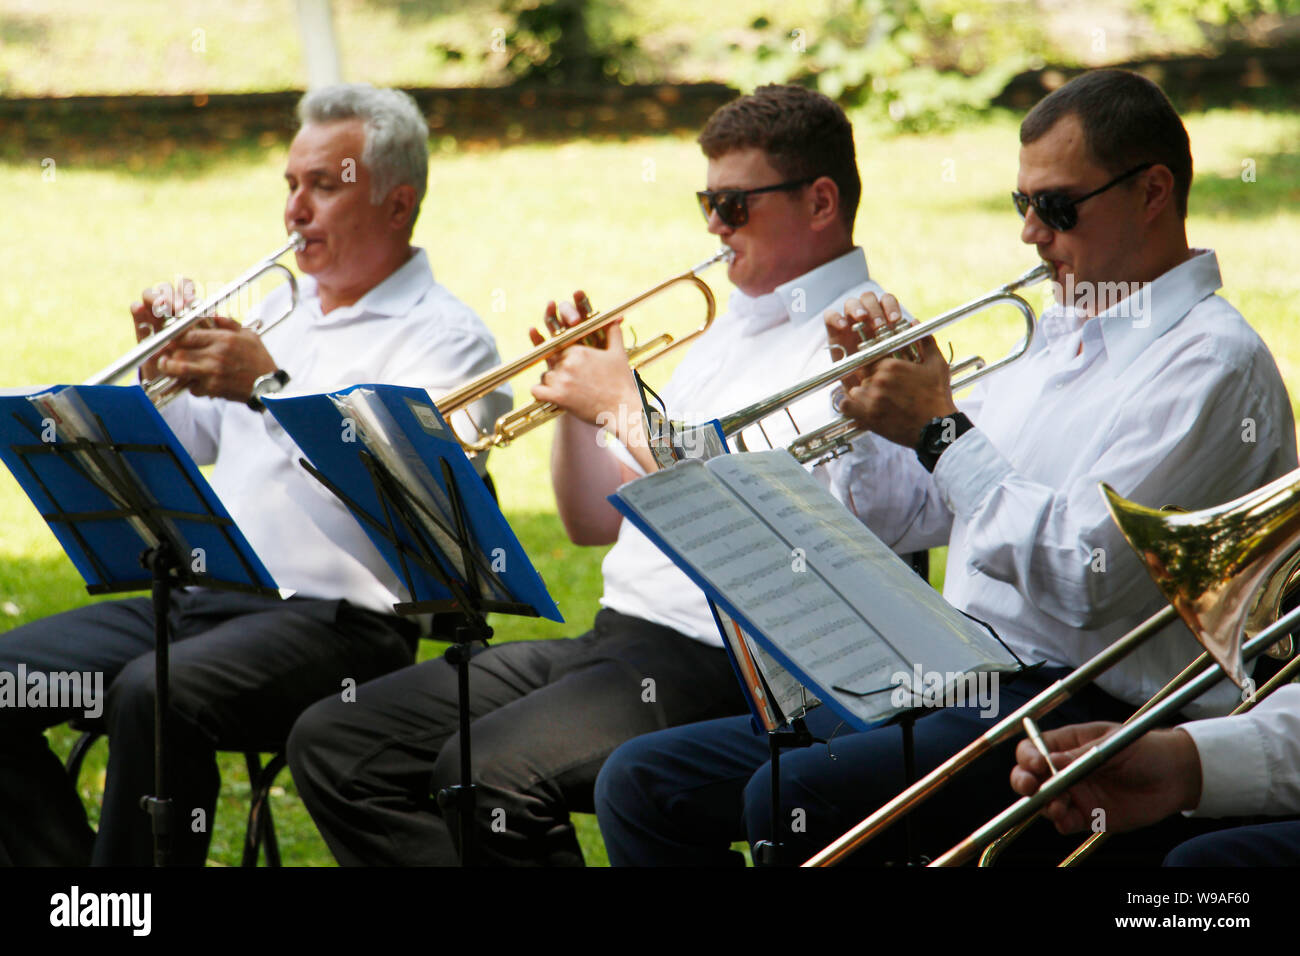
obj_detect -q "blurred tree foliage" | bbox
[499,0,645,84]
[489,0,1298,128]
[724,0,1052,131]
[1134,0,1300,45]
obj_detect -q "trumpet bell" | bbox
[1100,469,1300,688]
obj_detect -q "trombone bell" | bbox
[1100,468,1300,688]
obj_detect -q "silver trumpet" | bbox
[715,264,1051,465]
[84,232,306,407]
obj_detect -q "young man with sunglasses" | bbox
[287,84,897,865]
[593,68,1297,866]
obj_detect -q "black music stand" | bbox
[300,451,541,865]
[270,384,559,866]
[0,386,278,866]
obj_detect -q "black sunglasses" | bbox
[696,177,816,229]
[1011,163,1154,232]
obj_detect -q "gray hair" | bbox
[297,83,429,224]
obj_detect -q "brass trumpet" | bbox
[84,233,305,407]
[710,264,1050,465]
[804,469,1300,867]
[436,247,731,456]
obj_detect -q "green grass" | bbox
[3,107,1299,865]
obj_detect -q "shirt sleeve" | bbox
[158,395,224,466]
[1185,684,1300,818]
[929,337,1293,630]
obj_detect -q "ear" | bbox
[1140,164,1176,223]
[807,175,841,233]
[386,183,418,232]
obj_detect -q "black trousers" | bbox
[0,590,416,866]
[286,608,747,866]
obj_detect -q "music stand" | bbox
[266,384,560,865]
[0,385,279,866]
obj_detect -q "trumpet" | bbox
[84,233,305,407]
[715,264,1050,465]
[804,469,1300,867]
[436,247,731,456]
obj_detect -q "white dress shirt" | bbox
[1186,683,1300,818]
[160,247,512,614]
[824,250,1296,717]
[600,247,887,645]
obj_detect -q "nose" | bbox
[705,206,731,239]
[1019,206,1053,246]
[285,185,311,228]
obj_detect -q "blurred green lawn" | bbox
[1,108,1297,865]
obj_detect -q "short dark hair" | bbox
[1020,69,1192,218]
[699,83,860,234]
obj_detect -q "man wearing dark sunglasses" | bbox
[287,83,899,866]
[593,68,1297,867]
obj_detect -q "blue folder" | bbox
[0,385,276,595]
[266,384,561,622]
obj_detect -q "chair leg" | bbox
[65,731,101,781]
[243,751,288,867]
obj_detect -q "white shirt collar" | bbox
[1035,249,1223,374]
[298,247,435,326]
[1097,249,1222,374]
[724,247,872,336]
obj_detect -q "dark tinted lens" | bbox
[715,191,747,227]
[1035,192,1077,231]
[696,191,714,223]
[1011,191,1030,220]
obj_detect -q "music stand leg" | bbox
[752,717,814,867]
[436,623,492,867]
[901,714,918,867]
[139,540,179,867]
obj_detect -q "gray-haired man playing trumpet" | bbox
[0,83,509,866]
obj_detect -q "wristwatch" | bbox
[915,412,973,472]
[247,369,290,412]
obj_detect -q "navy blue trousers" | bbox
[1165,820,1300,866]
[595,666,1204,866]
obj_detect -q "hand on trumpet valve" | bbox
[529,293,638,430]
[825,294,958,449]
[1009,721,1201,835]
[132,279,199,378]
[151,314,278,403]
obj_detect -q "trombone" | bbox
[84,232,305,408]
[804,468,1300,867]
[435,247,731,456]
[713,264,1050,465]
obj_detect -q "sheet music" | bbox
[614,451,1019,728]
[332,388,510,602]
[709,451,1009,678]
[714,603,818,729]
[616,459,907,724]
[27,387,163,549]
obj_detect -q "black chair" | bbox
[63,722,290,866]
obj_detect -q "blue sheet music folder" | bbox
[0,385,276,595]
[266,384,561,622]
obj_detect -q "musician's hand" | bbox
[131,279,198,380]
[527,291,598,363]
[154,315,279,403]
[1010,722,1203,835]
[834,332,957,448]
[823,291,906,392]
[530,319,639,432]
